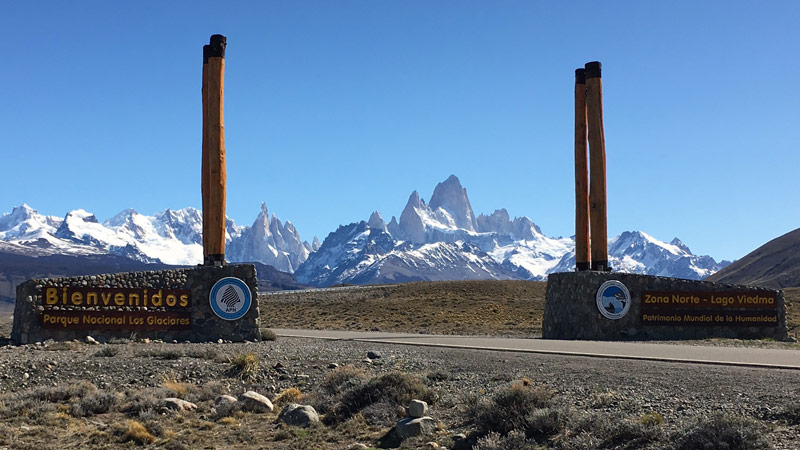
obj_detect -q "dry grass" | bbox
[119,419,157,444]
[274,387,304,407]
[228,352,259,380]
[261,280,547,336]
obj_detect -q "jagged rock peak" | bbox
[368,211,387,231]
[428,175,477,231]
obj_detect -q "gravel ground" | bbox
[0,336,798,449]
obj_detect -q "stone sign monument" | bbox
[543,62,788,341]
[11,34,262,344]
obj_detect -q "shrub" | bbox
[473,383,555,436]
[674,413,769,450]
[332,372,434,422]
[473,430,536,450]
[33,381,97,402]
[93,346,119,357]
[322,366,369,394]
[640,412,663,427]
[777,403,800,425]
[261,329,277,341]
[137,348,182,360]
[227,352,259,380]
[274,387,304,406]
[119,420,157,444]
[70,391,120,417]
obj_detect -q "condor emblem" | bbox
[209,277,252,320]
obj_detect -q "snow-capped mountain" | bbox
[2,176,728,286]
[551,231,730,279]
[227,203,318,273]
[295,175,728,286]
[0,203,315,268]
[294,221,516,286]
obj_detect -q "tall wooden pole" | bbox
[585,61,609,271]
[201,45,210,262]
[205,34,227,265]
[574,68,590,272]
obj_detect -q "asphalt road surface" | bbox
[273,328,800,370]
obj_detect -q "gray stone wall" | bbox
[543,271,787,341]
[12,264,260,344]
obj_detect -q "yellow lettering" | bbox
[179,294,188,307]
[166,294,176,307]
[129,293,140,306]
[101,292,112,306]
[71,292,83,305]
[46,287,58,305]
[151,290,163,307]
[86,292,98,306]
[114,293,125,306]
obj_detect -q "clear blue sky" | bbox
[2,1,798,261]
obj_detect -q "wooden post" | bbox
[574,68,590,272]
[205,34,227,265]
[201,44,210,262]
[585,61,609,271]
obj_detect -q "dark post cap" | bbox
[585,61,602,79]
[208,34,227,59]
[203,45,211,64]
[575,68,586,84]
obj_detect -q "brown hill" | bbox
[706,228,800,289]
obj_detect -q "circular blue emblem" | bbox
[596,280,631,320]
[209,277,252,321]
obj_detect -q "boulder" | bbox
[238,391,273,413]
[214,395,238,417]
[408,399,428,418]
[396,416,436,439]
[367,351,382,359]
[278,403,320,427]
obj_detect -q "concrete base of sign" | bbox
[11,264,261,345]
[543,271,787,341]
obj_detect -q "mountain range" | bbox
[0,175,729,290]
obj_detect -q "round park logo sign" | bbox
[209,277,252,321]
[596,280,631,320]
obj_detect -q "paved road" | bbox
[273,328,800,370]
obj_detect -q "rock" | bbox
[214,395,238,417]
[278,403,320,427]
[347,444,368,450]
[408,399,428,418]
[216,394,237,405]
[426,443,440,449]
[85,336,99,345]
[328,363,339,369]
[163,398,197,412]
[396,416,436,439]
[362,358,373,364]
[367,351,382,359]
[238,391,273,413]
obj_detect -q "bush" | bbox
[674,413,769,450]
[322,366,369,394]
[473,383,554,436]
[227,352,259,380]
[777,403,800,425]
[261,329,277,341]
[473,430,537,450]
[332,372,434,422]
[70,391,120,417]
[33,381,97,402]
[118,420,157,444]
[274,387,304,406]
[93,346,119,357]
